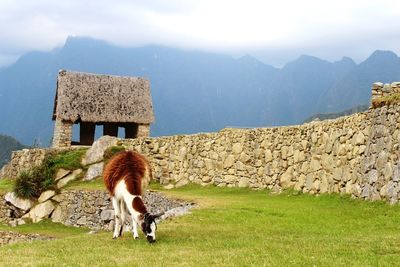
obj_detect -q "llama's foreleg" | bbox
[132,216,139,239]
[112,197,122,239]
[124,197,140,239]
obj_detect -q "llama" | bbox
[103,150,162,243]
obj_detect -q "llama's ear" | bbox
[153,212,165,219]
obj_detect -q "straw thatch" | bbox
[52,70,154,124]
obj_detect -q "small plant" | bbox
[14,168,55,199]
[372,93,400,108]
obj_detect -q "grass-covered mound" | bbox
[0,185,399,266]
[13,149,87,199]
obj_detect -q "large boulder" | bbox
[55,169,71,181]
[51,205,64,223]
[38,190,56,203]
[24,200,55,223]
[84,162,104,181]
[100,209,114,221]
[81,136,119,166]
[4,192,34,211]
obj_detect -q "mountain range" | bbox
[302,104,369,123]
[1,36,400,146]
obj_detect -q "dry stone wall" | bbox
[371,82,400,102]
[2,190,194,230]
[0,147,75,179]
[51,190,193,230]
[120,103,400,203]
[0,149,48,179]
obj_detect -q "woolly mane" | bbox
[103,150,152,196]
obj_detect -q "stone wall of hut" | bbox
[52,119,73,147]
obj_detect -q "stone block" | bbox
[57,169,82,188]
[84,162,104,181]
[223,155,236,169]
[38,190,56,203]
[27,201,55,223]
[81,135,119,166]
[232,143,243,154]
[100,209,114,221]
[51,205,64,223]
[4,192,34,211]
[55,168,71,181]
[354,132,365,145]
[238,177,249,188]
[175,179,189,188]
[310,158,321,172]
[265,149,273,163]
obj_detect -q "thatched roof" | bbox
[52,70,154,124]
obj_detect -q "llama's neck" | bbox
[132,196,148,215]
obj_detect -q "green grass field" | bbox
[1,185,400,266]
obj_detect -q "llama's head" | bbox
[142,212,163,243]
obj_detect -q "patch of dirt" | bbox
[0,231,54,246]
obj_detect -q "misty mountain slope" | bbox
[0,36,398,145]
[0,51,57,146]
[317,50,400,112]
[0,37,281,144]
[303,104,369,123]
[58,39,283,135]
[272,55,357,123]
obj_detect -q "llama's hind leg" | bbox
[112,197,122,239]
[120,200,127,236]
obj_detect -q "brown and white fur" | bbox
[103,150,162,243]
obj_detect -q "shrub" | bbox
[14,168,55,199]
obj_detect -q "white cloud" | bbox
[0,0,400,66]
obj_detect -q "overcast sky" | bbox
[1,0,399,67]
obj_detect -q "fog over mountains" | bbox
[1,37,400,146]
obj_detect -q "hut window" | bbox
[103,122,119,137]
[125,123,138,138]
[80,122,96,145]
[71,122,96,146]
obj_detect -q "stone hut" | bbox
[52,70,154,147]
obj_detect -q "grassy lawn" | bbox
[1,185,400,266]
